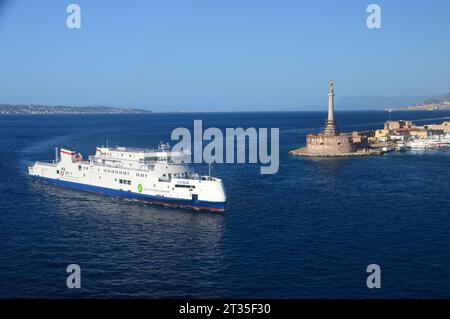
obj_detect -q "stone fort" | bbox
[304,80,367,156]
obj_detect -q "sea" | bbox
[1,110,450,298]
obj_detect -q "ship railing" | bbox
[35,161,57,167]
[172,175,220,182]
[88,159,156,172]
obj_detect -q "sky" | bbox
[0,0,450,111]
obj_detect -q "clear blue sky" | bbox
[0,0,449,111]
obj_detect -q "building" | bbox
[395,127,428,139]
[426,121,450,133]
[375,129,389,142]
[374,120,449,144]
[384,120,414,131]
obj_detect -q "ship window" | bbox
[119,179,122,184]
[56,170,59,174]
[78,165,82,171]
[175,184,195,189]
[127,181,131,185]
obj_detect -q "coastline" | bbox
[289,147,384,157]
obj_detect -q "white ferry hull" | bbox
[30,175,226,212]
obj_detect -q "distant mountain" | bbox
[0,104,152,115]
[336,96,432,110]
[424,93,450,104]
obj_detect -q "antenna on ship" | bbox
[208,163,212,180]
[55,146,59,163]
[106,139,109,147]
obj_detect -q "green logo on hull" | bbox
[138,184,143,193]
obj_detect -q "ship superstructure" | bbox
[28,143,226,212]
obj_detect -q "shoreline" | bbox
[289,147,385,157]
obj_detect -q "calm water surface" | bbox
[1,111,450,298]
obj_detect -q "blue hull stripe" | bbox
[31,176,226,211]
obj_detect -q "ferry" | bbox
[28,143,226,212]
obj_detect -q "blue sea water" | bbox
[1,110,450,298]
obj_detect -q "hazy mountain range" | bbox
[425,93,450,104]
[2,92,450,113]
[334,92,450,110]
[336,96,435,110]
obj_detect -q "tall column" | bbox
[324,80,337,135]
[328,80,334,122]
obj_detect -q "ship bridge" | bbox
[90,144,190,171]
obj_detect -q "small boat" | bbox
[406,139,433,150]
[396,142,406,152]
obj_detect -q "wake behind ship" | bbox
[28,143,226,212]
